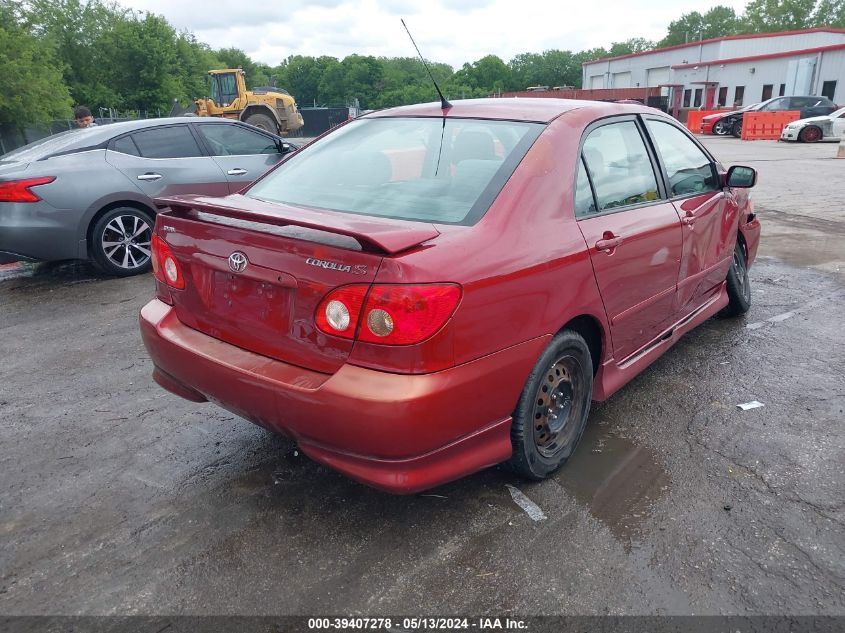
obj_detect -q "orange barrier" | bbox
[686,109,732,133]
[740,111,801,140]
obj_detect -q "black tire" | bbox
[90,206,154,277]
[799,126,822,143]
[731,119,743,138]
[720,241,752,317]
[509,330,593,480]
[244,112,277,134]
[713,119,730,135]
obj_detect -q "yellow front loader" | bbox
[191,69,304,135]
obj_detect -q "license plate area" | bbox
[210,271,290,332]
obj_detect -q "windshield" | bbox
[246,117,544,225]
[0,126,110,162]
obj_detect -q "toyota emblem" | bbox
[228,251,248,273]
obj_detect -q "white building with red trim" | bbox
[581,28,845,113]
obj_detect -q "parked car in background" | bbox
[0,118,295,275]
[700,102,760,135]
[725,95,838,137]
[140,98,761,493]
[780,106,845,142]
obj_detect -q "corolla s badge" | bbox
[305,257,367,275]
[228,251,249,273]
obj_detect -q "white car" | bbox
[780,107,845,143]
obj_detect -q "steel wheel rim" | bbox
[714,120,727,134]
[101,214,152,270]
[734,246,750,301]
[532,354,586,459]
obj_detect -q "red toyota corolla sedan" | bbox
[139,98,760,493]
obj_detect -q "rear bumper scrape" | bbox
[139,299,549,493]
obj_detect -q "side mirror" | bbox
[725,165,757,188]
[277,141,296,154]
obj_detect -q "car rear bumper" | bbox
[0,201,81,262]
[139,299,549,493]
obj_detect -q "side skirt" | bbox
[591,283,729,401]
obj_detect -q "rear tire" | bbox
[799,126,822,143]
[244,112,277,134]
[509,330,593,480]
[720,241,751,317]
[90,207,154,277]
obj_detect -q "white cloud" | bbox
[126,0,750,69]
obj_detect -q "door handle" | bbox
[227,168,248,176]
[137,173,162,181]
[681,212,696,226]
[595,234,623,253]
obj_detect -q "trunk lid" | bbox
[155,194,440,374]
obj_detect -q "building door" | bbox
[705,85,717,109]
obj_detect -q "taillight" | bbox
[316,283,461,345]
[151,234,184,289]
[0,176,56,203]
[315,285,368,339]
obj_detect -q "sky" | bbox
[127,0,750,70]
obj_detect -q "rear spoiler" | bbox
[155,194,440,255]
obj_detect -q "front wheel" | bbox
[509,330,593,480]
[90,207,154,276]
[799,126,822,143]
[720,241,752,317]
[731,120,743,138]
[713,119,730,135]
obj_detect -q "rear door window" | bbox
[574,156,596,218]
[111,135,139,156]
[130,126,204,159]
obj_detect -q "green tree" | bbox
[277,55,342,106]
[509,50,581,90]
[0,1,73,124]
[608,38,655,57]
[216,47,270,88]
[454,55,513,92]
[813,0,845,25]
[98,12,181,113]
[660,6,742,46]
[174,33,223,106]
[318,55,384,108]
[25,0,123,110]
[741,0,816,32]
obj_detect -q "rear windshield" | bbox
[0,126,113,162]
[245,117,544,225]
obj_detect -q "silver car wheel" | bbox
[101,214,152,270]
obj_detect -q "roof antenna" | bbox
[401,19,451,110]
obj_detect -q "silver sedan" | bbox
[780,107,845,143]
[0,117,295,275]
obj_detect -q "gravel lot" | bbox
[1,136,843,622]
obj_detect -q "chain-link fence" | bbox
[0,110,161,155]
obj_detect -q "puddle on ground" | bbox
[758,210,845,277]
[0,260,104,289]
[555,422,669,542]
